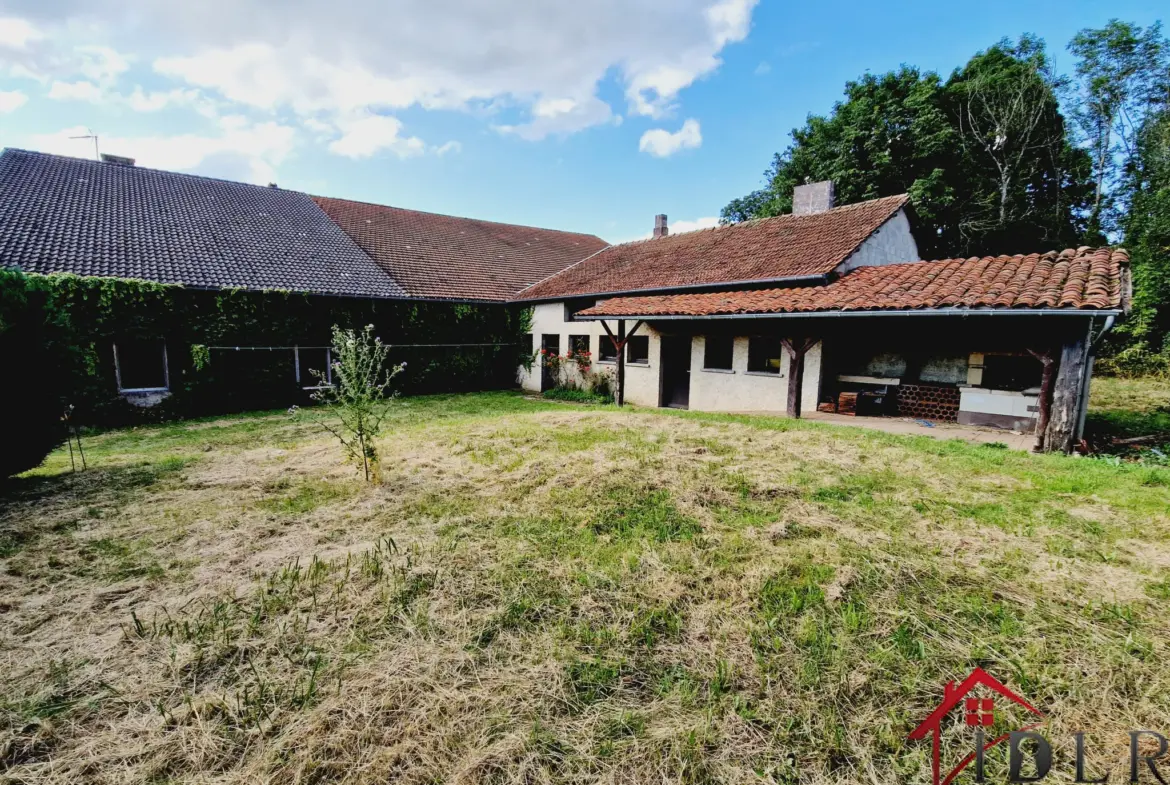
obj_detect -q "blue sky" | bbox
[0,0,1164,244]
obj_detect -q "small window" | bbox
[703,335,734,370]
[569,334,590,355]
[626,335,649,364]
[114,339,169,391]
[982,354,1040,391]
[747,336,783,374]
[297,347,333,388]
[599,336,618,362]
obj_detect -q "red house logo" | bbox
[908,668,1044,785]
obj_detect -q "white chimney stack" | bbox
[792,181,835,215]
[653,214,668,239]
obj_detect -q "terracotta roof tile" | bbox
[314,196,608,301]
[517,194,911,300]
[577,248,1128,318]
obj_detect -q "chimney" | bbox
[100,153,135,166]
[653,214,668,239]
[792,180,835,216]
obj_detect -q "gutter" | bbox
[512,274,830,305]
[574,308,1122,321]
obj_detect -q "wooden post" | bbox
[1027,349,1057,453]
[780,338,816,419]
[1043,329,1090,454]
[616,320,626,407]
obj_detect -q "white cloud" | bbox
[671,216,719,234]
[0,1,756,144]
[327,113,425,159]
[47,80,103,101]
[30,121,296,184]
[639,118,702,157]
[754,61,770,75]
[434,140,461,156]
[0,16,42,50]
[0,89,28,113]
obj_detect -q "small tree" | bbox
[307,325,404,482]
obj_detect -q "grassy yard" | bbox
[2,389,1170,783]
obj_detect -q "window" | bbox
[599,335,618,362]
[703,335,734,370]
[296,347,333,388]
[626,335,649,364]
[114,339,169,391]
[569,334,590,355]
[747,336,783,374]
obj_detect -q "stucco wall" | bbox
[518,303,661,407]
[837,208,919,271]
[688,336,821,413]
[520,306,822,414]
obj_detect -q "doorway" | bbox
[540,333,560,391]
[660,335,692,409]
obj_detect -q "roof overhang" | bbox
[511,274,829,305]
[574,307,1121,321]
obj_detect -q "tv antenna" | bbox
[69,129,100,160]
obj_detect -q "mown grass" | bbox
[1,388,1169,783]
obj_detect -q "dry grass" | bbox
[2,391,1170,784]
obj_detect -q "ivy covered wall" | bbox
[2,270,533,425]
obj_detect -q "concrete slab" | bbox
[801,411,1035,450]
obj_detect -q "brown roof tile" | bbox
[314,196,608,301]
[577,247,1128,318]
[517,194,910,300]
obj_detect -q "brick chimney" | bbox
[653,214,668,239]
[792,181,835,216]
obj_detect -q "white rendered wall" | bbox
[837,209,920,272]
[687,336,822,413]
[519,307,822,415]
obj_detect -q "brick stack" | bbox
[837,392,859,416]
[895,383,960,421]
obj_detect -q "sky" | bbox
[0,1,1165,245]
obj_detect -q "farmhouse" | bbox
[0,149,1129,452]
[515,183,1130,453]
[0,148,603,419]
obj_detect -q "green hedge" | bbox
[2,270,533,427]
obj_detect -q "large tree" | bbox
[723,36,1094,259]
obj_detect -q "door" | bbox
[540,334,560,391]
[660,335,692,409]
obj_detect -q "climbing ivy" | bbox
[1,270,533,426]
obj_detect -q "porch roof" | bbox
[575,247,1128,320]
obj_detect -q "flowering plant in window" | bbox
[567,349,592,375]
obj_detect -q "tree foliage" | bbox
[722,36,1094,259]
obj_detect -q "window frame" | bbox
[294,345,334,390]
[746,336,784,376]
[703,335,735,371]
[569,334,591,355]
[113,339,170,393]
[626,335,650,365]
[598,335,619,363]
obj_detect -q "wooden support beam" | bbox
[1044,331,1090,454]
[1027,348,1057,453]
[616,320,626,407]
[780,337,817,419]
[600,320,642,407]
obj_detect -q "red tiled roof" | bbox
[314,196,608,301]
[517,194,911,301]
[577,247,1128,318]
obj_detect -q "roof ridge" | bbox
[595,193,912,253]
[311,194,607,243]
[1,147,306,196]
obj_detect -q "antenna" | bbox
[68,128,99,160]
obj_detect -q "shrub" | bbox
[304,325,404,482]
[0,389,62,479]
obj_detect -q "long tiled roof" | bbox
[517,194,910,301]
[314,196,608,301]
[0,148,407,298]
[577,248,1128,318]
